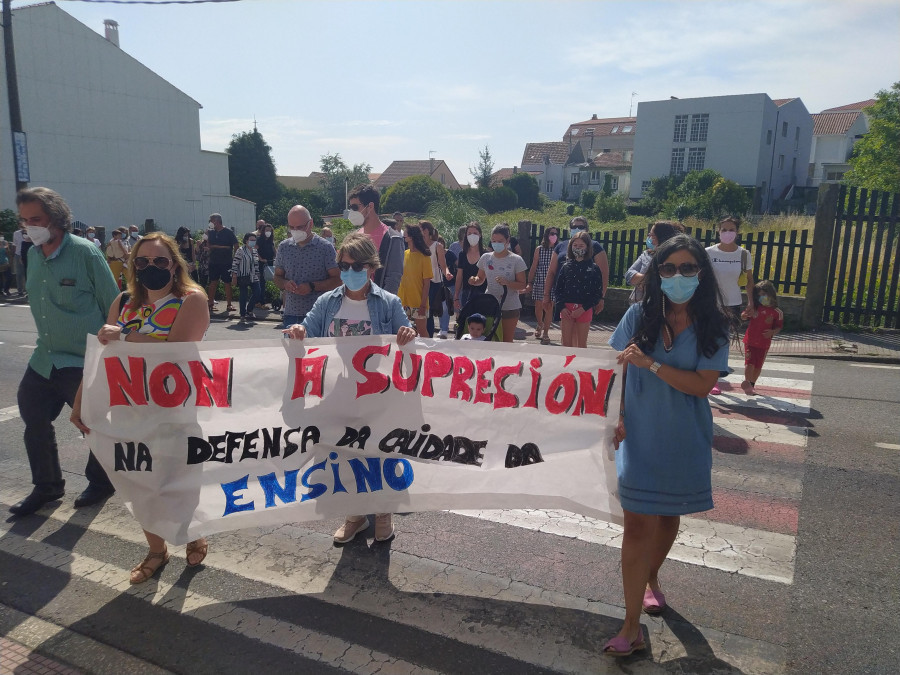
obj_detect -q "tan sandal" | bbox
[186,538,208,567]
[130,548,169,584]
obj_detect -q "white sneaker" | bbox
[333,516,369,543]
[438,331,448,339]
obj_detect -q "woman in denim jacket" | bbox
[283,232,416,541]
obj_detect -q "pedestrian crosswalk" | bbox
[0,355,814,673]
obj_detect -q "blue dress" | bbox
[609,304,729,516]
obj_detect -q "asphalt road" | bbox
[0,304,897,674]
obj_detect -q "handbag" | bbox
[737,248,749,287]
[237,275,252,286]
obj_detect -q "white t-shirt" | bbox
[706,245,751,306]
[477,252,527,310]
[329,297,372,337]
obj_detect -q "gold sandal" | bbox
[130,549,169,584]
[186,538,208,567]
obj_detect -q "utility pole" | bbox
[629,91,638,118]
[3,0,28,191]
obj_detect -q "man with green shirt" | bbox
[10,188,120,517]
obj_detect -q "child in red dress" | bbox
[742,280,783,395]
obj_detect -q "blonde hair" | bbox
[337,231,381,269]
[125,232,204,308]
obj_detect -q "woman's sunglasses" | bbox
[658,262,700,278]
[337,261,368,272]
[133,256,172,270]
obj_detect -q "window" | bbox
[546,180,554,194]
[440,173,445,184]
[687,147,706,172]
[766,130,772,145]
[571,173,580,185]
[673,115,688,142]
[795,126,800,150]
[641,180,651,194]
[611,126,619,133]
[670,148,685,175]
[689,113,709,142]
[777,154,784,170]
[589,169,601,184]
[609,176,619,191]
[622,125,633,133]
[782,121,788,137]
[791,157,797,175]
[826,171,845,181]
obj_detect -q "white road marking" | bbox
[710,393,811,414]
[0,405,21,423]
[850,364,900,370]
[18,344,36,350]
[875,442,900,450]
[714,416,808,447]
[453,509,795,585]
[727,359,814,374]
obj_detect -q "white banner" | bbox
[81,336,623,544]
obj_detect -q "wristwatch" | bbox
[650,361,662,374]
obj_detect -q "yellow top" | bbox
[398,250,432,308]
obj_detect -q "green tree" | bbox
[502,172,541,210]
[425,194,487,240]
[469,145,495,189]
[319,153,373,214]
[259,188,329,228]
[381,175,450,214]
[227,129,281,216]
[470,186,518,213]
[845,82,900,193]
[594,194,628,222]
[0,209,17,239]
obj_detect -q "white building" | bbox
[807,99,874,187]
[0,3,255,234]
[629,94,813,212]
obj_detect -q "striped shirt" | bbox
[26,233,120,377]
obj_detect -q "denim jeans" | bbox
[282,314,306,329]
[17,366,113,495]
[238,283,259,317]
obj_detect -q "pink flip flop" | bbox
[643,587,666,615]
[603,630,646,657]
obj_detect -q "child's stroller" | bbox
[454,288,507,341]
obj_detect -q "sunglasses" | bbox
[348,203,364,211]
[337,261,368,272]
[133,256,172,270]
[658,262,700,278]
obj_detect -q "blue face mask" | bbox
[247,240,257,248]
[660,274,700,304]
[491,241,506,253]
[646,236,654,250]
[341,268,369,292]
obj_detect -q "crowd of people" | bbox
[7,185,784,659]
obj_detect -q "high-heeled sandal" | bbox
[130,548,169,584]
[186,538,208,567]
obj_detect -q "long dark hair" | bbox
[541,226,559,249]
[405,224,431,256]
[635,234,730,357]
[462,221,485,256]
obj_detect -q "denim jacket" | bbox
[302,282,411,337]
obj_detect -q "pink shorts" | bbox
[565,303,592,324]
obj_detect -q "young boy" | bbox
[461,313,488,340]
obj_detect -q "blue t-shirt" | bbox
[608,304,729,516]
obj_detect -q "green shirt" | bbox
[26,232,120,377]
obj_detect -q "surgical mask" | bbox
[347,208,365,227]
[660,274,700,304]
[548,234,558,245]
[88,233,95,240]
[265,231,273,238]
[136,266,172,291]
[719,231,737,244]
[570,227,585,235]
[291,229,308,242]
[247,240,257,248]
[323,236,335,246]
[467,234,481,246]
[572,247,587,259]
[491,241,506,253]
[341,267,369,291]
[646,236,654,250]
[759,295,774,307]
[25,225,52,246]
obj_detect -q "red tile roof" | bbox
[521,142,570,166]
[812,112,861,136]
[564,116,636,140]
[489,168,516,187]
[590,151,632,169]
[821,99,877,113]
[374,160,460,190]
[771,98,796,107]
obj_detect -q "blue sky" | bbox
[20,0,900,182]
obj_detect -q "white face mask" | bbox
[265,231,272,238]
[26,225,52,246]
[291,229,308,242]
[467,234,480,245]
[202,233,208,241]
[347,208,365,227]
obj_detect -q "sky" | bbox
[17,0,900,183]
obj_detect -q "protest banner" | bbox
[81,336,623,544]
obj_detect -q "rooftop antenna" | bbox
[429,150,436,175]
[629,92,638,117]
[253,115,258,132]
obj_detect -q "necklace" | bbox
[663,311,688,352]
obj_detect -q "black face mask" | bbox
[137,266,172,291]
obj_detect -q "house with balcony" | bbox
[807,99,874,187]
[629,94,813,212]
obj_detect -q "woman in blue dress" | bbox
[605,234,730,656]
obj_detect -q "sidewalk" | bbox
[0,637,82,675]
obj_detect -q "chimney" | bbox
[591,114,598,120]
[104,20,120,47]
[429,157,435,175]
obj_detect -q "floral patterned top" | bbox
[117,293,186,340]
